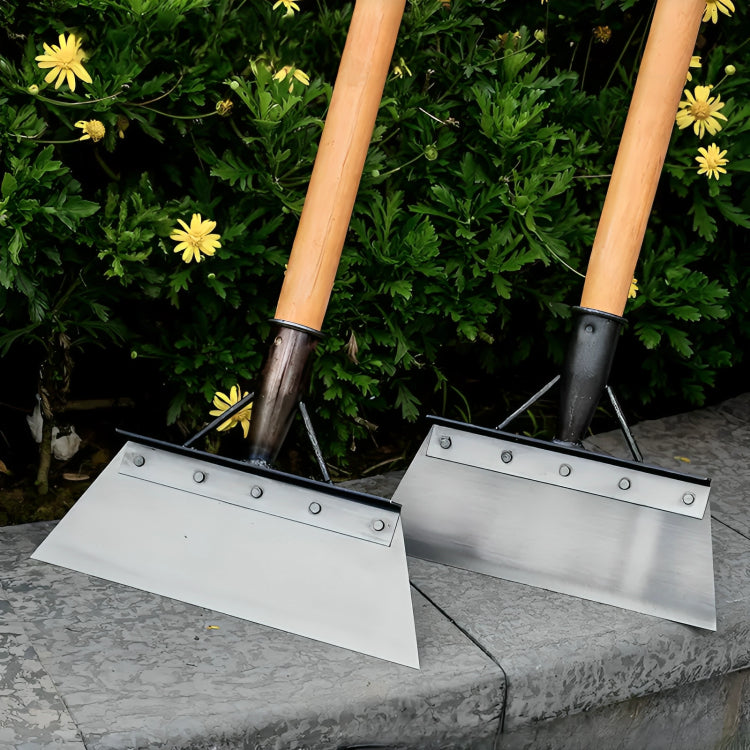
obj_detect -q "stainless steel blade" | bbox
[395,425,715,630]
[33,442,419,668]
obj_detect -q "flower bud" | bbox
[725,64,736,76]
[534,29,545,43]
[229,80,240,91]
[28,84,39,95]
[424,144,438,161]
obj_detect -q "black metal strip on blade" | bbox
[426,416,710,486]
[115,430,401,511]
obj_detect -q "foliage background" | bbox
[0,0,748,496]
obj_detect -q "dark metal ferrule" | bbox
[270,319,325,339]
[555,306,626,446]
[246,321,321,466]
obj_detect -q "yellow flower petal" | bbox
[71,62,92,83]
[35,32,92,92]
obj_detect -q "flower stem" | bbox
[29,90,123,106]
[15,135,80,143]
[95,149,120,181]
[131,104,218,120]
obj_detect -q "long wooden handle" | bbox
[274,0,406,331]
[579,0,704,316]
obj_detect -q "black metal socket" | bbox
[246,320,321,467]
[555,306,625,446]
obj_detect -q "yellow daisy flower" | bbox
[273,65,310,92]
[675,85,728,138]
[74,119,105,142]
[628,278,639,299]
[35,32,92,92]
[169,214,221,263]
[703,0,734,24]
[695,143,728,180]
[686,55,701,82]
[272,0,300,15]
[209,385,253,437]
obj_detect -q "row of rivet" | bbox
[436,439,697,507]
[131,454,389,531]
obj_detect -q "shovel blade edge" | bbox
[32,442,419,668]
[395,425,716,631]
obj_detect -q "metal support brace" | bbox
[496,375,560,431]
[183,392,255,449]
[605,385,643,463]
[183,391,332,484]
[298,401,332,484]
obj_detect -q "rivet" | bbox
[133,455,145,467]
[193,470,206,484]
[439,435,452,449]
[682,492,696,506]
[585,324,594,333]
[618,478,631,490]
[559,464,572,477]
[274,336,283,346]
[372,519,386,532]
[250,485,263,499]
[501,450,513,464]
[308,501,322,515]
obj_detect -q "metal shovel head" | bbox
[394,417,715,630]
[32,433,419,668]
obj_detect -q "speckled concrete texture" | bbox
[0,523,503,749]
[496,666,750,750]
[0,595,85,750]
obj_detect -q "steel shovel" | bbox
[32,0,419,668]
[393,0,715,630]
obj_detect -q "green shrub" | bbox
[1,0,748,478]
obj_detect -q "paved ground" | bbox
[3,395,750,748]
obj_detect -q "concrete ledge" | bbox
[0,520,504,749]
[2,395,750,748]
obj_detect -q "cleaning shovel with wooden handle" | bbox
[393,0,715,630]
[33,0,420,668]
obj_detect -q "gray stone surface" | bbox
[0,523,504,749]
[497,666,750,750]
[0,596,84,750]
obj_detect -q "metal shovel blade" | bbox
[395,418,715,630]
[32,436,419,668]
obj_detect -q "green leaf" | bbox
[1,173,17,198]
[635,324,662,349]
[395,383,421,422]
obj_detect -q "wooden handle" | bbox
[274,0,406,331]
[579,0,704,316]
